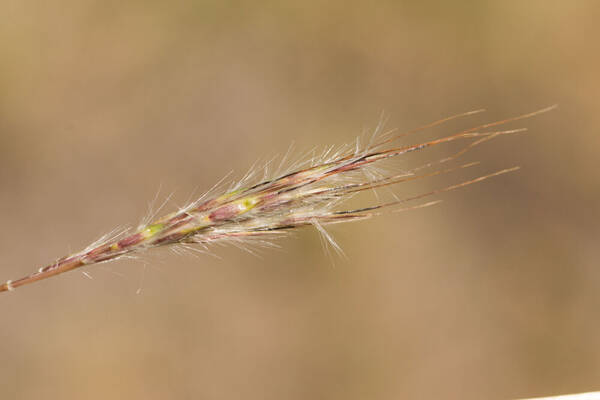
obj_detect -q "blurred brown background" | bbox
[1,1,599,399]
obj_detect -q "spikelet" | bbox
[0,107,555,293]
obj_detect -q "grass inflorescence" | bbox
[0,107,555,293]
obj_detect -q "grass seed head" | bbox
[0,106,556,293]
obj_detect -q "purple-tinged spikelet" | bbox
[0,107,555,293]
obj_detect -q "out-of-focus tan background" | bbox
[1,1,598,399]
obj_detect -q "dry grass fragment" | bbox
[0,106,555,293]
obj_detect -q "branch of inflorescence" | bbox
[0,105,556,293]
